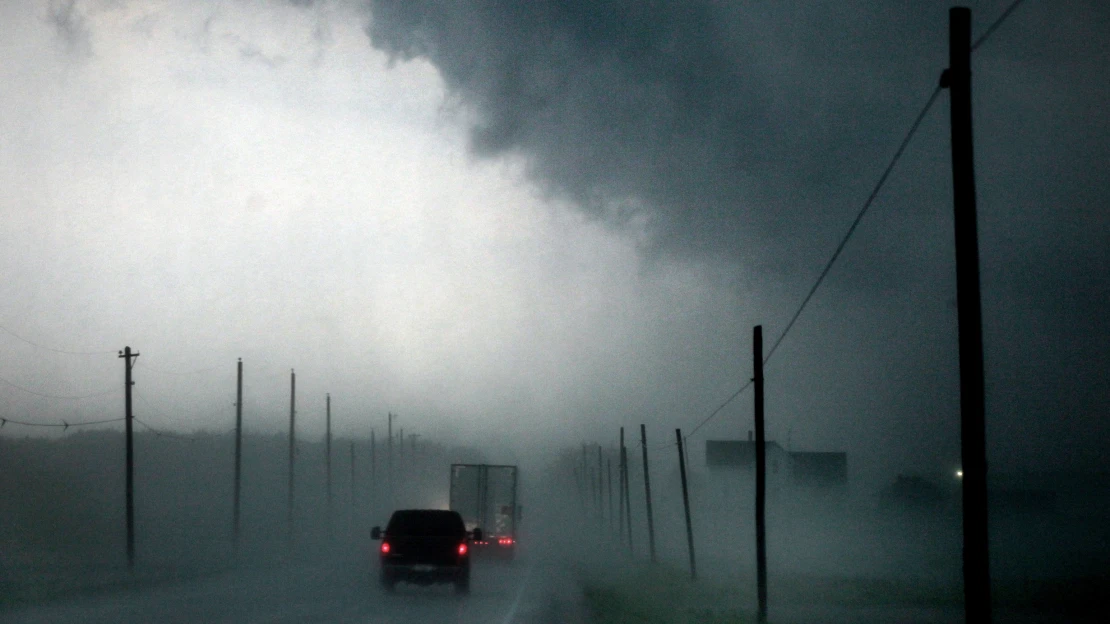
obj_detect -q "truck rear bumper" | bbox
[382,563,468,585]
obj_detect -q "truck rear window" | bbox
[386,510,465,536]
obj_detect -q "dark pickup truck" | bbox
[371,509,482,593]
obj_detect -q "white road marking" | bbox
[499,563,536,624]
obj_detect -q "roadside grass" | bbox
[579,562,960,623]
[581,564,749,624]
[769,573,961,608]
[0,560,233,611]
[579,558,1106,623]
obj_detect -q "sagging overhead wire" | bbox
[0,323,116,356]
[672,85,945,444]
[763,84,944,366]
[0,416,125,429]
[972,0,1028,51]
[671,1,1027,443]
[0,374,119,400]
[133,391,235,440]
[133,359,222,377]
[133,417,204,441]
[685,380,754,440]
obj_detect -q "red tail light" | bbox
[380,542,390,554]
[458,543,468,556]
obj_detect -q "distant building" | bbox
[705,439,790,477]
[706,439,848,490]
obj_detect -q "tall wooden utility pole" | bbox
[944,7,991,622]
[640,424,656,563]
[233,358,243,548]
[287,369,296,545]
[622,440,633,553]
[675,429,696,580]
[119,346,139,569]
[587,449,597,517]
[618,430,625,543]
[754,326,768,624]
[596,445,604,523]
[607,456,614,532]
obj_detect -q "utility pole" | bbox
[617,429,625,544]
[118,346,139,569]
[640,424,656,563]
[754,326,768,624]
[607,456,614,532]
[676,429,696,580]
[233,358,243,549]
[587,448,597,518]
[943,7,991,622]
[325,393,332,536]
[574,466,585,513]
[410,434,420,465]
[287,369,296,546]
[596,445,604,523]
[622,437,633,553]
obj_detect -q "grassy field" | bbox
[580,564,749,624]
[579,562,1105,623]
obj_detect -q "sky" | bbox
[1,0,1106,487]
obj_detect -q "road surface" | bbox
[0,553,582,624]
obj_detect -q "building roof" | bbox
[705,439,787,468]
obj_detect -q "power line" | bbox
[133,417,203,441]
[648,379,755,451]
[0,374,119,400]
[0,416,125,429]
[972,0,1028,51]
[0,323,115,356]
[763,85,944,365]
[132,391,235,440]
[133,359,221,377]
[686,380,753,440]
[671,85,944,441]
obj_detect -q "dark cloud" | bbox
[362,1,1106,280]
[362,1,958,277]
[363,0,1110,472]
[46,0,92,57]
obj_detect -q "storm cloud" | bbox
[362,0,1110,470]
[0,0,1105,493]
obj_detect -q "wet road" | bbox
[0,555,579,624]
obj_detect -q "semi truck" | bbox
[449,463,519,559]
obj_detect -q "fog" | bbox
[2,429,1106,621]
[2,0,1108,621]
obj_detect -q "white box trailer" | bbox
[449,464,519,558]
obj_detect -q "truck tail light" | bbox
[380,542,390,554]
[458,543,468,556]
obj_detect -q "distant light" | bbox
[380,542,391,554]
[458,543,468,556]
[956,470,964,479]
